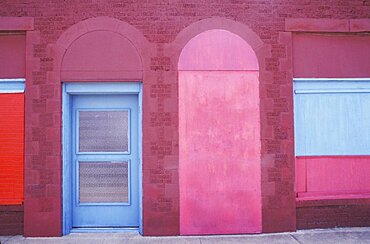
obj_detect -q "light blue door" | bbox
[71,94,139,228]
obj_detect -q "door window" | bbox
[78,161,129,203]
[78,110,129,153]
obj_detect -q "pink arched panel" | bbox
[178,29,262,235]
[178,29,258,71]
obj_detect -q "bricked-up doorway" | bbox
[178,29,262,234]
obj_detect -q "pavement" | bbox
[0,227,369,244]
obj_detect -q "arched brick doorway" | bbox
[49,17,153,235]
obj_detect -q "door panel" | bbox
[71,94,139,228]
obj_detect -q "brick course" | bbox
[0,205,23,235]
[297,199,370,229]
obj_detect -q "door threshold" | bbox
[70,227,139,233]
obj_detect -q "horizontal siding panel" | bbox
[0,94,24,205]
[296,156,370,197]
[294,79,370,156]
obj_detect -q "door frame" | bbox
[62,82,143,235]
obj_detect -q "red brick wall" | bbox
[297,199,370,229]
[0,205,23,235]
[1,1,369,236]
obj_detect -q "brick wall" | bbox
[1,0,369,236]
[0,205,23,235]
[297,199,370,229]
[0,84,25,237]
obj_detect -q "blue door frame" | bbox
[62,82,143,235]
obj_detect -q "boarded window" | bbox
[292,34,370,78]
[294,79,370,156]
[0,33,25,205]
[0,34,25,78]
[294,79,370,198]
[0,93,24,204]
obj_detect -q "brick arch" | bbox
[52,16,154,80]
[61,30,143,81]
[24,17,155,237]
[168,17,297,234]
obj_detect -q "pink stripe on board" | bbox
[296,156,370,199]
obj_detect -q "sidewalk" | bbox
[1,227,369,244]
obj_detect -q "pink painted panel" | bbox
[179,71,262,235]
[293,34,370,78]
[178,29,258,71]
[296,156,370,197]
[295,157,306,193]
[0,35,25,78]
[61,30,142,81]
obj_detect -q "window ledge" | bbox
[297,193,370,207]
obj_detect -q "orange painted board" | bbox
[0,94,24,205]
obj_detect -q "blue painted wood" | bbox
[70,227,139,233]
[138,83,143,235]
[62,84,72,235]
[294,79,370,156]
[0,78,25,93]
[72,94,139,227]
[294,78,370,91]
[62,82,142,233]
[296,89,370,94]
[65,82,140,94]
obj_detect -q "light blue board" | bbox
[294,79,370,156]
[0,78,25,93]
[62,84,72,234]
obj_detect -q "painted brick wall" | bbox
[1,0,369,236]
[0,205,23,235]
